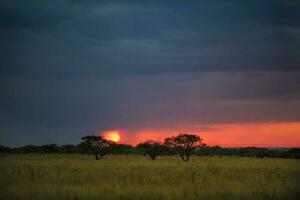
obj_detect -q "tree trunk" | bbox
[186,154,190,161]
[149,153,157,160]
[179,152,190,161]
[179,153,188,161]
[98,153,105,159]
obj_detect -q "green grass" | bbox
[0,154,299,200]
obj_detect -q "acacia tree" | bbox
[80,135,112,160]
[136,140,165,160]
[164,133,206,161]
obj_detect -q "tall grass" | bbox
[0,154,299,200]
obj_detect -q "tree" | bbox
[283,148,300,159]
[0,145,11,153]
[60,144,77,154]
[20,145,40,153]
[40,144,59,153]
[164,133,206,161]
[109,143,134,154]
[136,140,165,160]
[80,135,112,160]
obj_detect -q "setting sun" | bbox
[103,131,121,142]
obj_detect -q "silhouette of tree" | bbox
[136,140,165,160]
[164,133,206,161]
[21,145,40,153]
[0,145,11,153]
[60,144,77,154]
[109,143,134,154]
[284,148,300,159]
[81,135,112,160]
[40,144,59,153]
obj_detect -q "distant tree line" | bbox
[0,133,299,160]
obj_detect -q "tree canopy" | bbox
[80,135,112,160]
[164,133,206,161]
[136,140,165,160]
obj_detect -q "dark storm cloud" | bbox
[1,0,299,79]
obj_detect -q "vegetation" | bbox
[0,154,299,200]
[1,133,299,199]
[80,135,112,160]
[0,133,299,161]
[164,133,206,161]
[136,140,165,160]
[1,145,299,159]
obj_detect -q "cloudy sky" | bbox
[1,0,300,146]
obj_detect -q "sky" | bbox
[0,0,300,147]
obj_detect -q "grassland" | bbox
[0,154,299,200]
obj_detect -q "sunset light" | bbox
[103,131,121,142]
[116,122,300,147]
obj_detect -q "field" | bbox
[0,154,299,200]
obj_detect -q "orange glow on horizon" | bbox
[116,122,300,147]
[199,122,300,147]
[103,130,121,142]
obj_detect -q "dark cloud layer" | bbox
[0,1,300,146]
[1,0,299,79]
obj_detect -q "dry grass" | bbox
[0,154,299,200]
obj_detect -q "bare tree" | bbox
[164,133,206,161]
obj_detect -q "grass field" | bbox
[0,154,299,200]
